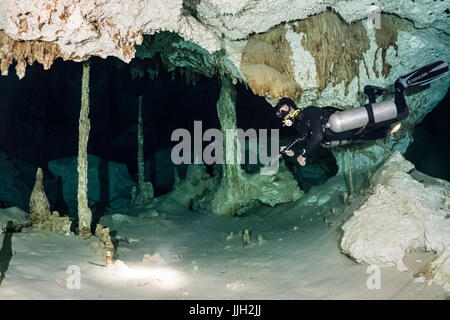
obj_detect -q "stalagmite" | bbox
[243,229,250,247]
[77,60,92,240]
[29,168,51,225]
[94,224,115,266]
[29,168,71,234]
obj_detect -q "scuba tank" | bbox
[321,60,448,147]
[326,100,397,133]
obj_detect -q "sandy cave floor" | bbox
[0,176,446,300]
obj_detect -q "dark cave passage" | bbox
[0,57,222,173]
[406,88,450,181]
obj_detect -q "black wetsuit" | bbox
[290,106,332,160]
[290,82,409,163]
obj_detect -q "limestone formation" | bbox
[241,24,302,99]
[29,168,51,225]
[0,0,220,78]
[241,11,372,99]
[94,224,115,265]
[130,95,154,207]
[29,168,71,235]
[0,30,66,79]
[341,152,449,290]
[242,229,250,247]
[77,60,92,239]
[41,211,72,235]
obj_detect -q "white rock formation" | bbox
[0,0,220,61]
[341,152,449,289]
[2,0,447,58]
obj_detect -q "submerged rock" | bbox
[48,155,136,215]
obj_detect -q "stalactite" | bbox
[77,60,92,240]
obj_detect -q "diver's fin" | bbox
[398,60,449,88]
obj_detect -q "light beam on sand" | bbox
[122,266,182,288]
[98,261,185,290]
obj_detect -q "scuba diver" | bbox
[275,60,449,166]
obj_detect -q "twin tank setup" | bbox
[321,60,449,147]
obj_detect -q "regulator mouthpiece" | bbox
[283,118,293,127]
